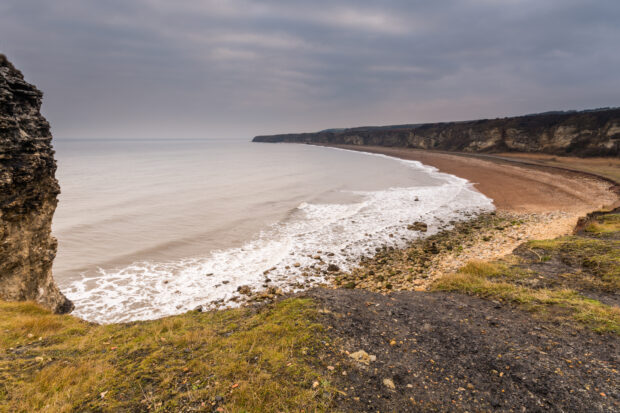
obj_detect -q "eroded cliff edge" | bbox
[253,108,620,156]
[0,55,73,313]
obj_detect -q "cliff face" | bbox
[253,109,620,157]
[0,55,73,313]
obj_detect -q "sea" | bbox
[52,139,494,323]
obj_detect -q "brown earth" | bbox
[307,288,619,413]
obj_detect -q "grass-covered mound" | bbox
[0,298,333,412]
[433,211,620,334]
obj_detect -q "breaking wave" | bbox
[65,150,494,323]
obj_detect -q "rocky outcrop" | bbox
[0,55,73,313]
[253,109,620,157]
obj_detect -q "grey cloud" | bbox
[0,0,618,139]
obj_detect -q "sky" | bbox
[1,0,619,140]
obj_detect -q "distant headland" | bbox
[253,107,620,157]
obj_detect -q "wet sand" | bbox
[324,144,619,214]
[308,144,620,271]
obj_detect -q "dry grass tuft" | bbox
[0,298,333,412]
[433,209,620,334]
[433,268,620,334]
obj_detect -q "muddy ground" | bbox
[305,288,619,412]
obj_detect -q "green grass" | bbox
[457,261,507,278]
[433,210,620,334]
[432,268,620,334]
[528,236,619,290]
[585,214,620,235]
[0,298,334,412]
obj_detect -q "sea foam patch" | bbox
[65,150,494,323]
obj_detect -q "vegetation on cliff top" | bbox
[0,299,333,412]
[433,211,620,334]
[1,210,618,411]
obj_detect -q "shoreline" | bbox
[3,144,619,411]
[314,144,620,291]
[227,143,620,303]
[102,145,620,315]
[59,144,620,319]
[316,144,620,212]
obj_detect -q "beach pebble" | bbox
[327,264,340,272]
[349,350,376,365]
[237,285,252,296]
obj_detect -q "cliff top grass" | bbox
[584,213,620,235]
[432,210,620,334]
[433,261,620,334]
[0,298,333,412]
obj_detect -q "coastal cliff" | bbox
[0,55,72,313]
[253,108,620,156]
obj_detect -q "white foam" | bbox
[64,148,494,323]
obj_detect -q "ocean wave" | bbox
[64,149,494,323]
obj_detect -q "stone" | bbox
[327,264,340,272]
[408,222,428,232]
[0,54,73,314]
[349,350,376,365]
[426,242,440,254]
[383,378,396,390]
[237,285,252,296]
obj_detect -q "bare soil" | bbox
[306,288,619,412]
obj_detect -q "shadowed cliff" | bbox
[253,108,620,157]
[0,54,73,313]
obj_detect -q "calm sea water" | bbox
[52,140,493,323]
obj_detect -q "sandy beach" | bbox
[325,144,619,214]
[317,144,620,288]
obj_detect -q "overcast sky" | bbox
[1,0,619,140]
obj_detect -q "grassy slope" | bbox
[433,212,620,334]
[0,299,333,412]
[1,213,618,411]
